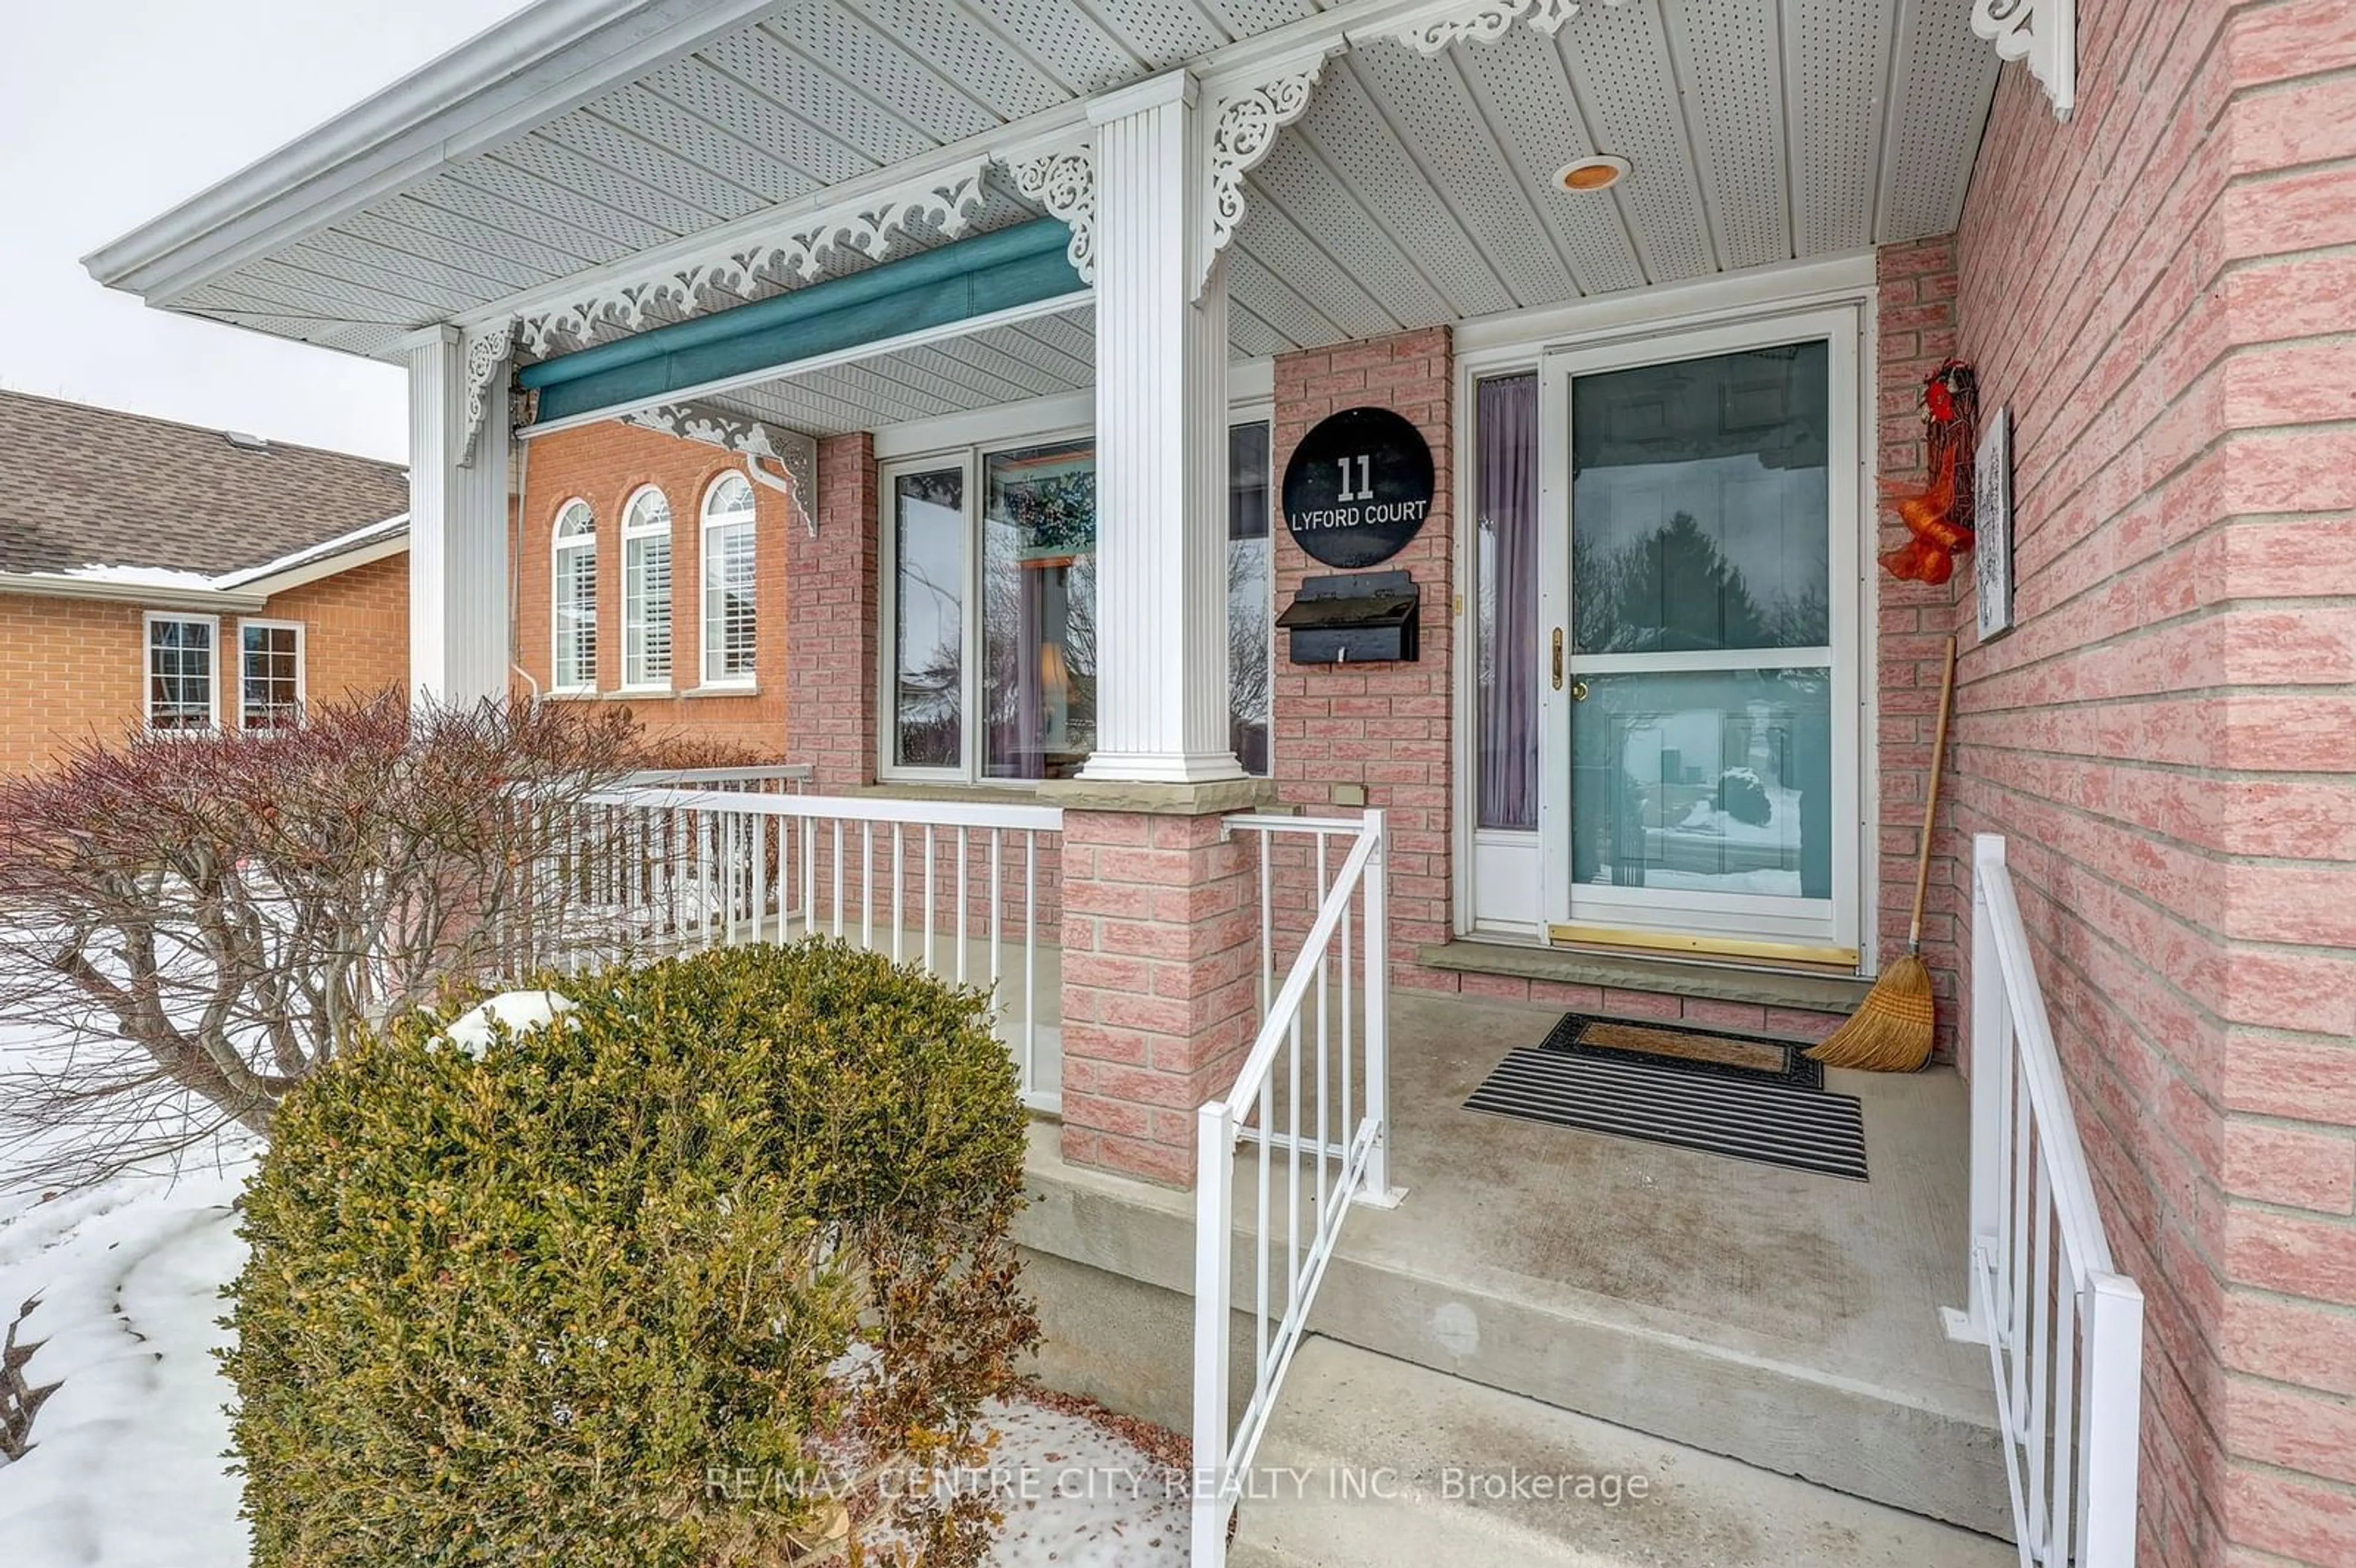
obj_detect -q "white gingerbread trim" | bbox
[1973,0,2075,121]
[1387,0,1626,54]
[618,402,817,534]
[458,326,510,466]
[1197,56,1334,300]
[1006,143,1097,285]
[510,158,992,359]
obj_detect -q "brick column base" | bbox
[1056,804,1262,1186]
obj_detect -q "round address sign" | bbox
[1281,406,1436,569]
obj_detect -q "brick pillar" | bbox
[1055,798,1265,1186]
[787,432,878,790]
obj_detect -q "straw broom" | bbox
[1809,634,1958,1073]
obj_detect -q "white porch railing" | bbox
[1946,833,2146,1568]
[549,785,1063,1112]
[616,763,813,792]
[1191,812,1393,1568]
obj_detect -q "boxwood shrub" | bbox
[225,940,1038,1567]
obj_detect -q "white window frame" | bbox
[878,413,1279,786]
[236,618,307,731]
[143,612,221,734]
[550,498,598,694]
[1226,405,1276,780]
[698,472,758,690]
[620,484,674,691]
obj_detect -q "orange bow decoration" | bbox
[1878,360,1980,585]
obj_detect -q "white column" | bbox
[1080,71,1242,785]
[405,326,512,705]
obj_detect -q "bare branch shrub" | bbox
[0,692,649,1191]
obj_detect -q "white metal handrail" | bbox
[547,785,1063,1112]
[1947,834,2145,1568]
[1192,811,1394,1568]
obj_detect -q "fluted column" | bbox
[405,326,511,704]
[1080,70,1242,784]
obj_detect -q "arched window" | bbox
[701,472,758,687]
[621,486,674,688]
[550,499,596,691]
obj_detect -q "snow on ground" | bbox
[0,1156,253,1567]
[0,1153,1187,1568]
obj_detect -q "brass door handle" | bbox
[1552,628,1564,691]
[1571,680,1590,702]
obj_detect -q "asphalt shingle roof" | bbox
[0,390,410,578]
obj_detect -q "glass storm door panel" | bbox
[1540,318,1860,955]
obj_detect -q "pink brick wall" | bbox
[787,432,879,790]
[1951,6,2356,1564]
[1270,326,1458,994]
[1876,236,1966,1062]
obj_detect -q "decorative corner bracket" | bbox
[1197,53,1336,300]
[1387,0,1628,55]
[1973,0,2075,121]
[508,158,993,359]
[458,326,512,467]
[1004,141,1097,284]
[620,403,818,535]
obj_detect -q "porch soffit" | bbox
[91,0,2000,415]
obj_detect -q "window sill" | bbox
[611,684,677,698]
[858,779,1057,805]
[682,683,758,699]
[544,688,600,702]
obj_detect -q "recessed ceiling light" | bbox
[1556,155,1630,192]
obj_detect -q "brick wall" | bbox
[515,421,790,757]
[0,596,148,773]
[1270,328,1457,991]
[1951,5,2356,1564]
[1876,236,1967,1060]
[0,553,409,776]
[255,552,408,711]
[787,432,880,789]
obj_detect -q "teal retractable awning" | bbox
[519,217,1086,425]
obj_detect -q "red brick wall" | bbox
[1952,6,2356,1564]
[0,554,409,776]
[515,421,789,758]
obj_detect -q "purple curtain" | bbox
[1478,374,1540,831]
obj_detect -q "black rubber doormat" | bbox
[1465,1041,1869,1182]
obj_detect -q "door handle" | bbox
[1571,680,1590,702]
[1552,628,1564,691]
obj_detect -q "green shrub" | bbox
[225,940,1038,1568]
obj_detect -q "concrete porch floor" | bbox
[1358,988,1993,1431]
[1018,986,2011,1537]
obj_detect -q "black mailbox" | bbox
[1277,570,1420,665]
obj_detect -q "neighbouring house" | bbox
[87,5,2355,1567]
[0,391,410,773]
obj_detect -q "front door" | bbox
[1537,309,1862,964]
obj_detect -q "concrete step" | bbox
[1226,1338,2015,1568]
